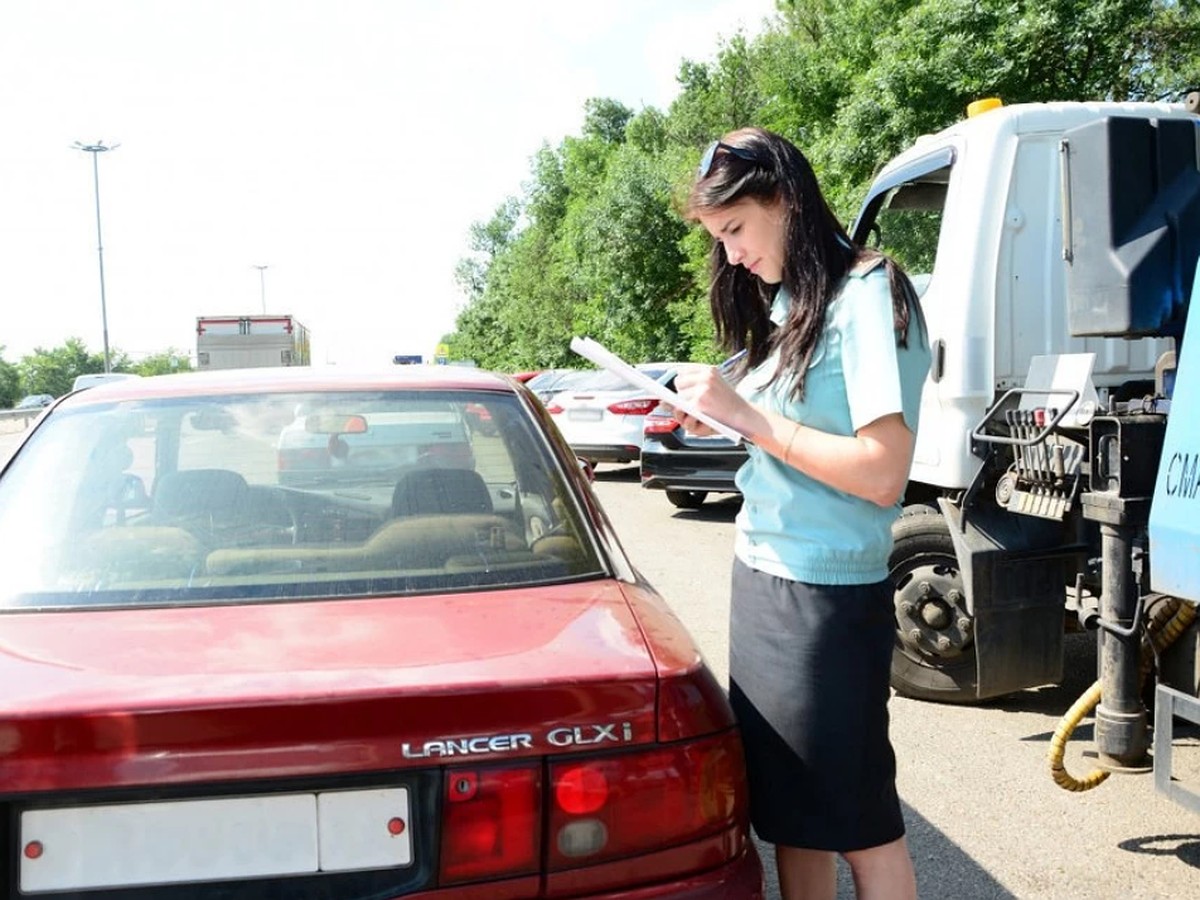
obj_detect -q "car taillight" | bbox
[608,398,659,416]
[545,403,564,415]
[643,413,679,435]
[440,764,541,885]
[547,730,746,872]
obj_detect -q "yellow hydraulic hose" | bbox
[1049,680,1110,791]
[1048,597,1197,792]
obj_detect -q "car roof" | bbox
[72,372,141,389]
[62,365,521,404]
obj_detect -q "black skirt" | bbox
[728,557,905,852]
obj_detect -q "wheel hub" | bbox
[921,601,952,630]
[895,572,973,659]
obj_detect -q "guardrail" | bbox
[0,408,44,433]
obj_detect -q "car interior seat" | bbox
[153,468,251,536]
[391,467,493,517]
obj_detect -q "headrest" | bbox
[392,468,492,517]
[154,469,249,518]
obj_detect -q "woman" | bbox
[674,128,930,900]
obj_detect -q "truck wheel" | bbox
[889,505,979,703]
[666,490,708,510]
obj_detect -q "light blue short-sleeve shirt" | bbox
[733,267,931,585]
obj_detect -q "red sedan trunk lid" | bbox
[0,581,661,793]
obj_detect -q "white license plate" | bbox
[20,788,410,893]
[568,408,603,422]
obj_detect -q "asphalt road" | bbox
[589,463,1200,900]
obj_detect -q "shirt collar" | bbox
[769,286,790,327]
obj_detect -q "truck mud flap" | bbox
[938,498,1077,699]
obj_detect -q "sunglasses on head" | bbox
[697,140,759,179]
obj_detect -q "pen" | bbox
[717,348,747,375]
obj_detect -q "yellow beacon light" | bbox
[967,97,1003,118]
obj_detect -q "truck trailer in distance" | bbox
[196,315,311,370]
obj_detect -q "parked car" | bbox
[525,367,590,404]
[0,365,762,898]
[640,371,750,509]
[14,394,53,410]
[545,364,676,465]
[276,398,475,485]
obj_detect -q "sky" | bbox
[0,0,778,367]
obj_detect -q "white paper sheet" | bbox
[569,336,745,442]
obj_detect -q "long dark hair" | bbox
[687,127,924,400]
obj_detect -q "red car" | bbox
[0,367,762,899]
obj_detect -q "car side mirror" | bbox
[577,457,595,482]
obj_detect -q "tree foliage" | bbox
[0,351,21,409]
[133,349,193,377]
[1,339,189,406]
[17,338,133,399]
[448,0,1200,369]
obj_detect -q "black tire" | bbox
[889,504,980,703]
[666,490,708,509]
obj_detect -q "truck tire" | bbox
[666,490,708,509]
[889,505,980,703]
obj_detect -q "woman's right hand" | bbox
[672,365,747,435]
[671,408,719,436]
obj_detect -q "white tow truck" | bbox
[851,95,1200,806]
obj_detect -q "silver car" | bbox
[14,394,54,410]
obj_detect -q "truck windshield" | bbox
[851,147,954,296]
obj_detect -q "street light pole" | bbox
[72,140,119,373]
[253,264,268,314]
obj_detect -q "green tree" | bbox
[0,349,21,408]
[451,100,636,370]
[565,145,692,361]
[495,226,580,368]
[582,97,634,144]
[773,0,1200,216]
[625,107,669,154]
[526,143,570,232]
[450,289,519,369]
[19,339,132,397]
[133,349,193,376]
[448,1,1200,372]
[454,197,520,302]
[666,34,765,148]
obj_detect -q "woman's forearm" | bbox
[732,405,915,507]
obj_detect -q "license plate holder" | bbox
[20,787,411,893]
[568,408,603,422]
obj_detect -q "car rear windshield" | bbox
[0,390,606,611]
[561,367,670,392]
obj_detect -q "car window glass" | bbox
[563,368,670,392]
[0,390,604,611]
